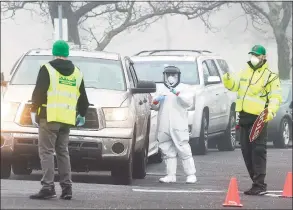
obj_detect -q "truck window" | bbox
[10,55,126,91]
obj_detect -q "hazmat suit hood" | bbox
[163,66,181,89]
[49,58,75,76]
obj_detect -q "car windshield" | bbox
[133,61,200,85]
[281,83,292,103]
[10,55,126,91]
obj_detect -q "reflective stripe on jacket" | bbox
[223,62,282,116]
[42,63,83,125]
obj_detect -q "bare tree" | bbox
[240,2,292,80]
[1,1,225,51]
[1,1,116,45]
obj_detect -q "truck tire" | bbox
[1,161,11,179]
[133,138,148,179]
[133,120,150,179]
[111,151,133,185]
[218,109,236,151]
[148,148,163,164]
[112,127,136,185]
[273,117,292,148]
[192,111,209,155]
[12,160,32,175]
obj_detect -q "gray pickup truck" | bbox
[1,48,156,185]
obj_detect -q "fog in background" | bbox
[1,4,282,78]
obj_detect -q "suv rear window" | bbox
[133,61,200,85]
[216,59,230,74]
[10,55,126,91]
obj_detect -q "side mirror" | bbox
[290,101,292,109]
[131,80,156,94]
[206,76,221,85]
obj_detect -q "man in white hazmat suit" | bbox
[152,66,197,184]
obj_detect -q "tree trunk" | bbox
[48,2,81,45]
[274,28,291,80]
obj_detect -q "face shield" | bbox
[163,66,181,88]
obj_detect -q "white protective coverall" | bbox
[151,83,197,183]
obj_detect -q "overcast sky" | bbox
[1,3,285,78]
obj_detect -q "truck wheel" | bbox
[273,118,291,148]
[12,160,32,175]
[133,120,150,179]
[218,109,236,151]
[112,127,135,185]
[192,111,208,155]
[148,148,163,164]
[112,151,133,185]
[133,139,148,179]
[1,161,11,179]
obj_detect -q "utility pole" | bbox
[53,3,68,42]
[58,3,63,40]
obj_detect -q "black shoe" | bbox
[60,185,72,200]
[244,186,267,196]
[30,186,57,199]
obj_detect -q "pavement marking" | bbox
[132,189,284,194]
[266,190,283,193]
[132,188,225,193]
[146,172,165,176]
[264,193,282,197]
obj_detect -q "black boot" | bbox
[30,185,57,199]
[60,185,72,200]
[244,184,267,196]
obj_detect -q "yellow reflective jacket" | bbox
[39,63,83,125]
[223,62,282,116]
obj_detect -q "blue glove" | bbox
[152,95,165,105]
[76,114,85,127]
[170,88,179,95]
[156,95,165,101]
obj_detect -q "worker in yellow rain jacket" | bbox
[223,45,282,196]
[30,40,89,200]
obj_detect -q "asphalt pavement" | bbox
[1,148,292,209]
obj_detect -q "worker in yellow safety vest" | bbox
[223,45,282,196]
[29,40,89,200]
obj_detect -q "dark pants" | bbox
[239,123,267,189]
[38,119,72,188]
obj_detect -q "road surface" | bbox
[1,148,292,209]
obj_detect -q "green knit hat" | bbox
[248,45,266,56]
[52,40,69,57]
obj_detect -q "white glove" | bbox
[30,112,39,127]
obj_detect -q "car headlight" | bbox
[102,107,129,121]
[1,102,20,122]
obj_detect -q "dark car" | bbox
[236,80,292,148]
[267,81,292,148]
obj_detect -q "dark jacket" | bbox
[31,59,89,120]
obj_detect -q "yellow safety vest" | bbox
[223,63,282,116]
[41,63,83,125]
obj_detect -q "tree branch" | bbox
[247,2,271,24]
[75,1,119,19]
[1,2,34,20]
[95,2,225,50]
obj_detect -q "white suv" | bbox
[130,50,237,155]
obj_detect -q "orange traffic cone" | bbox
[282,172,292,198]
[223,177,243,207]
